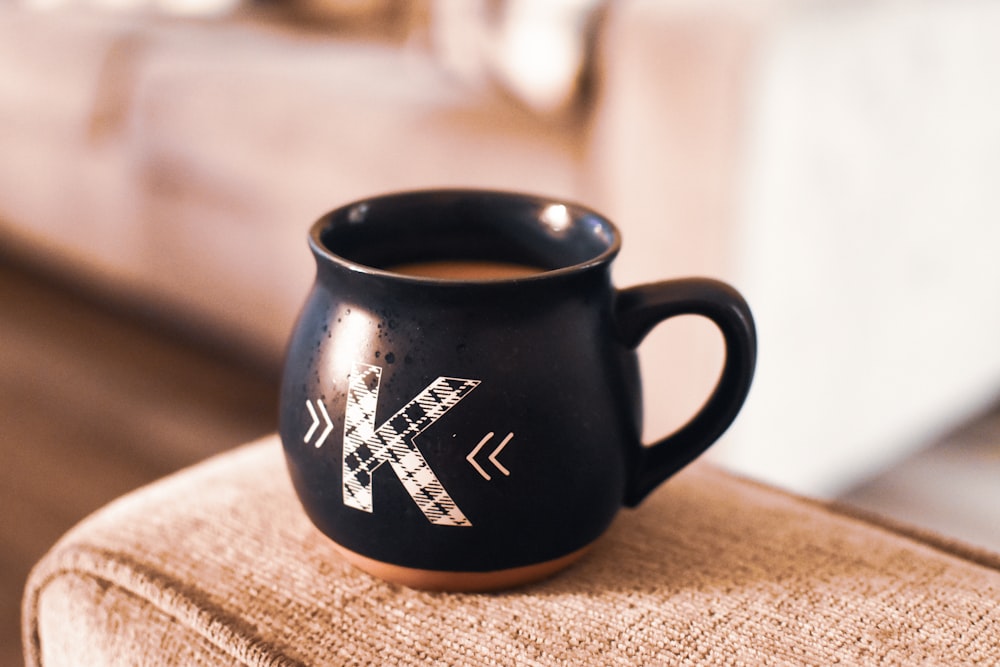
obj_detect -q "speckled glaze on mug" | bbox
[279,190,756,590]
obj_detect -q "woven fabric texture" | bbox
[23,435,1000,666]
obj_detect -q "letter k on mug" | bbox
[280,190,757,591]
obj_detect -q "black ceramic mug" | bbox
[279,190,756,591]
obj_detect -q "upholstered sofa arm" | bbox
[23,435,1000,665]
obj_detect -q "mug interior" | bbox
[312,190,619,278]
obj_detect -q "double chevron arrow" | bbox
[304,399,334,448]
[466,431,514,481]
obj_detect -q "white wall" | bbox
[714,0,1000,496]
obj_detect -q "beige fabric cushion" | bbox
[23,435,1000,665]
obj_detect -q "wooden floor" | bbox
[0,259,279,666]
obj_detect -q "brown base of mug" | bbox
[330,541,593,592]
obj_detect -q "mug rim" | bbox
[307,189,622,284]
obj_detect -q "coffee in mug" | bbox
[389,260,543,280]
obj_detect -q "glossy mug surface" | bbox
[279,190,756,591]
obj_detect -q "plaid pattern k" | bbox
[342,363,480,526]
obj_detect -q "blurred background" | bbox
[2,0,999,662]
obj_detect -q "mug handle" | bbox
[615,278,757,506]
